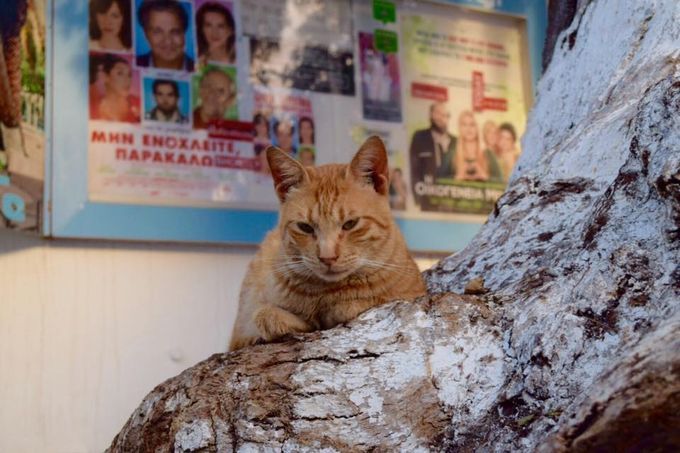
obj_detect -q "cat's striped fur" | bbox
[229,136,426,351]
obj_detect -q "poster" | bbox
[87,0,276,208]
[350,124,407,211]
[401,6,528,215]
[358,32,402,122]
[242,0,355,96]
[252,87,315,173]
[0,0,45,231]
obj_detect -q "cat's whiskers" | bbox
[358,258,417,278]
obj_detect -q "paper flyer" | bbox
[252,87,316,172]
[401,7,528,215]
[243,0,355,96]
[358,31,402,123]
[87,0,276,207]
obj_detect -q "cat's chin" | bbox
[314,268,354,282]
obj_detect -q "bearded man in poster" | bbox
[409,101,457,206]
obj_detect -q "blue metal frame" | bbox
[46,0,546,251]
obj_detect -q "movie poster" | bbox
[242,0,355,96]
[401,6,528,215]
[0,0,46,231]
[252,87,315,173]
[350,124,408,211]
[87,0,276,208]
[358,32,402,122]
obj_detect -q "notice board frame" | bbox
[44,0,546,252]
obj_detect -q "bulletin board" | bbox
[44,0,546,252]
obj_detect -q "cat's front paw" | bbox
[253,305,313,342]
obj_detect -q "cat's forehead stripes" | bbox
[304,164,358,222]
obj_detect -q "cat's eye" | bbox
[342,218,359,230]
[297,222,315,234]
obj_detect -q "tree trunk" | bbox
[109,0,680,451]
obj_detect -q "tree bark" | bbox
[109,0,680,451]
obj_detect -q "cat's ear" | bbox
[267,146,308,202]
[349,136,389,195]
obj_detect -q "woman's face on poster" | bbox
[460,114,478,141]
[299,120,313,144]
[106,62,131,95]
[498,130,515,153]
[203,11,232,50]
[96,1,124,39]
[254,117,269,139]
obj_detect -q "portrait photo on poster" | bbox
[402,7,528,216]
[359,32,402,123]
[134,0,196,72]
[89,52,142,124]
[270,115,298,158]
[191,65,238,129]
[142,76,191,125]
[195,0,236,67]
[89,0,133,53]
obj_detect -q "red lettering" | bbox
[92,130,106,143]
[115,148,127,159]
[129,150,139,161]
[153,135,164,147]
[91,131,133,144]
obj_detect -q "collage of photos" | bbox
[252,88,316,175]
[88,0,238,131]
[84,0,527,215]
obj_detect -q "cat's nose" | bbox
[319,255,338,266]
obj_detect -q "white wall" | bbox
[0,229,439,453]
[0,229,254,453]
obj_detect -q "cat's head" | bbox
[267,136,395,282]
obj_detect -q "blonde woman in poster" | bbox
[453,111,502,183]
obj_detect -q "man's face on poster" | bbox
[199,71,233,119]
[430,103,450,134]
[145,10,185,66]
[154,83,179,115]
[276,121,294,151]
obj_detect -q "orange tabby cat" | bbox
[229,136,426,351]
